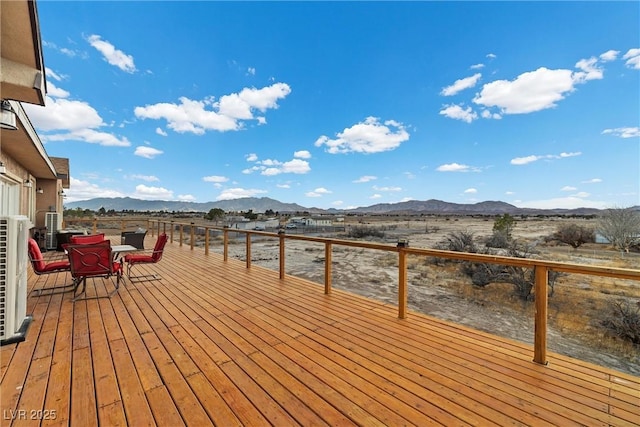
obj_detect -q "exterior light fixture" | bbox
[58,189,64,195]
[0,161,6,174]
[37,187,44,194]
[1,100,18,131]
[24,180,33,188]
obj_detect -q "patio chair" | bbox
[121,229,147,249]
[123,232,167,282]
[66,240,122,301]
[28,238,74,296]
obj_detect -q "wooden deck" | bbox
[2,237,639,426]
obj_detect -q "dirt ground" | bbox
[220,216,640,376]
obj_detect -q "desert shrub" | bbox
[434,230,477,252]
[485,231,510,248]
[549,223,595,249]
[460,241,560,300]
[600,300,640,345]
[347,225,385,239]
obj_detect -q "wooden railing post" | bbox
[157,221,161,238]
[121,220,125,232]
[170,221,174,243]
[325,242,332,294]
[246,232,251,269]
[179,224,184,247]
[190,222,195,250]
[92,217,97,234]
[534,266,549,365]
[279,229,285,280]
[397,240,409,319]
[163,222,166,235]
[223,226,229,261]
[205,227,210,255]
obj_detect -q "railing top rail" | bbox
[149,219,640,281]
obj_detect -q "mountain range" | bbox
[64,197,619,216]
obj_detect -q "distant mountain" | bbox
[65,197,312,213]
[65,196,615,216]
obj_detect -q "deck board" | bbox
[1,236,638,426]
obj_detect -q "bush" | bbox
[550,223,594,249]
[434,230,477,252]
[485,231,510,248]
[601,300,640,345]
[347,225,385,239]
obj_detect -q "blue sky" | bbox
[26,1,639,210]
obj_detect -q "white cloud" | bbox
[246,153,258,162]
[561,186,577,191]
[305,187,332,197]
[602,127,640,138]
[87,34,136,73]
[315,117,409,154]
[25,96,103,131]
[599,50,619,62]
[486,53,497,59]
[155,127,168,136]
[470,63,484,70]
[573,57,604,82]
[64,177,125,203]
[134,83,291,134]
[372,185,402,192]
[441,73,482,96]
[47,82,70,98]
[439,104,478,123]
[436,163,476,172]
[247,67,256,75]
[370,194,382,199]
[622,48,640,69]
[134,184,173,200]
[134,146,163,159]
[277,183,291,189]
[473,67,576,114]
[511,155,540,165]
[294,150,311,159]
[203,175,229,183]
[279,158,311,174]
[582,178,602,184]
[130,174,159,182]
[511,152,581,165]
[216,188,267,200]
[44,128,130,147]
[177,194,196,202]
[464,188,477,194]
[45,67,65,81]
[353,175,377,183]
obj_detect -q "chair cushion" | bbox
[28,238,46,271]
[70,233,105,244]
[124,254,154,264]
[113,261,123,273]
[41,260,71,272]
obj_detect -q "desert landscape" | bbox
[217,215,640,376]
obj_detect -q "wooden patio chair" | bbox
[123,232,167,282]
[66,240,123,301]
[28,238,74,296]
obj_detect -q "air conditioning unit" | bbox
[45,212,61,250]
[0,215,34,345]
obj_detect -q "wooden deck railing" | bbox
[67,217,640,366]
[145,219,640,366]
